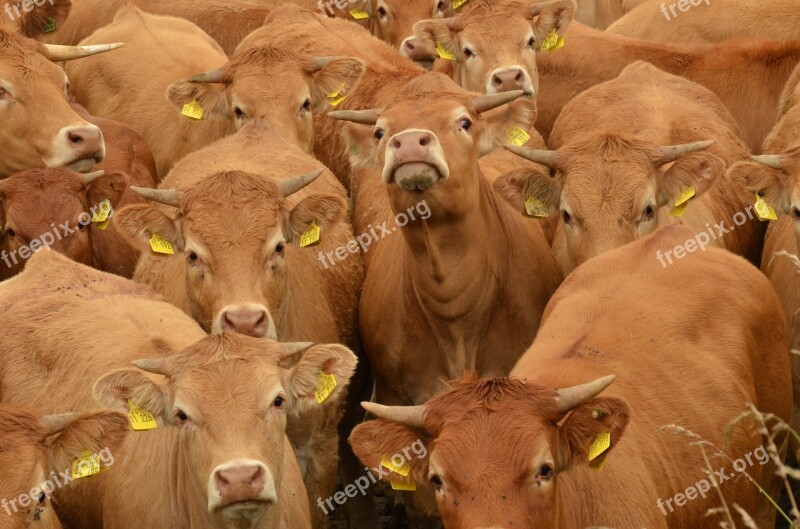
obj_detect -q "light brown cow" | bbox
[573,0,647,29]
[350,224,792,529]
[534,22,800,152]
[334,72,562,526]
[608,0,800,44]
[0,0,69,37]
[114,118,363,529]
[65,7,236,178]
[0,250,357,529]
[501,61,759,274]
[0,406,129,529]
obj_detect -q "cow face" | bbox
[415,0,575,98]
[0,407,129,529]
[498,134,723,272]
[0,169,127,279]
[0,31,123,177]
[116,169,347,339]
[167,49,364,153]
[367,0,449,60]
[94,335,357,524]
[349,377,629,529]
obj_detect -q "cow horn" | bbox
[80,170,105,185]
[469,90,525,114]
[361,402,426,429]
[277,168,323,197]
[505,144,558,167]
[312,56,340,71]
[40,413,78,436]
[188,68,230,84]
[132,358,173,376]
[656,140,715,166]
[41,42,124,62]
[130,187,181,207]
[751,154,784,170]
[554,374,616,413]
[329,108,383,125]
[280,342,315,358]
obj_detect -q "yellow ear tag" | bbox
[507,127,531,147]
[128,400,158,431]
[349,8,370,19]
[71,450,102,480]
[149,233,175,255]
[588,431,611,471]
[314,372,337,403]
[436,42,455,61]
[328,85,348,107]
[754,194,778,221]
[91,200,112,231]
[300,220,321,248]
[669,202,687,217]
[674,186,696,207]
[181,100,204,120]
[381,456,410,477]
[453,0,468,8]
[540,29,565,52]
[525,196,549,218]
[390,480,417,491]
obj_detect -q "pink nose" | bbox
[64,126,104,159]
[389,131,433,163]
[221,309,269,337]
[215,465,266,504]
[402,37,432,60]
[491,67,526,92]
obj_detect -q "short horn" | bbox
[130,186,180,207]
[469,90,525,114]
[188,68,230,84]
[751,154,784,170]
[80,170,105,185]
[329,108,383,125]
[41,42,124,62]
[132,358,173,376]
[311,56,341,71]
[554,375,616,413]
[361,402,426,429]
[277,168,323,197]
[656,140,715,166]
[40,413,79,436]
[504,144,558,167]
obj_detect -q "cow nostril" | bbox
[514,70,523,82]
[390,138,402,149]
[492,75,502,86]
[419,135,430,147]
[405,40,415,51]
[68,131,84,145]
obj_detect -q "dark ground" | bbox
[328,481,408,529]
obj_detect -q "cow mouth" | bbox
[392,162,442,192]
[219,500,272,522]
[66,156,102,173]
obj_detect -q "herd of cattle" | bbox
[2,0,800,528]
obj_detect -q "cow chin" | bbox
[65,157,102,173]
[219,501,273,523]
[392,163,443,192]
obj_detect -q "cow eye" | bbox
[561,210,572,224]
[76,222,88,231]
[273,395,285,409]
[642,204,656,221]
[436,1,445,12]
[374,128,384,140]
[234,106,245,118]
[187,251,198,262]
[463,47,474,58]
[37,492,47,504]
[793,207,800,220]
[275,241,285,254]
[536,463,554,482]
[302,98,312,112]
[4,228,15,238]
[0,87,8,100]
[377,6,388,17]
[430,474,443,489]
[528,36,536,48]
[175,409,189,422]
[458,117,472,131]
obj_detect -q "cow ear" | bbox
[531,0,576,44]
[349,419,431,486]
[46,410,130,475]
[87,172,129,212]
[342,122,380,169]
[167,80,231,120]
[657,152,723,208]
[728,160,790,214]
[93,368,171,423]
[494,167,561,216]
[414,19,459,60]
[115,203,184,253]
[481,98,538,157]
[20,0,71,38]
[556,397,629,471]
[286,344,357,415]
[309,58,366,113]
[286,193,348,244]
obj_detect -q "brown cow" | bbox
[65,7,236,178]
[0,250,357,529]
[333,72,562,526]
[500,61,760,274]
[573,0,647,28]
[350,224,792,529]
[534,22,800,152]
[114,118,363,529]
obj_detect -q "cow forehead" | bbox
[561,161,655,211]
[174,357,285,407]
[0,38,64,87]
[460,14,534,47]
[381,98,468,132]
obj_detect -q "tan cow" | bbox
[534,22,800,152]
[65,7,236,178]
[608,0,800,44]
[501,61,759,274]
[350,224,792,529]
[573,0,647,29]
[0,405,129,529]
[333,72,562,526]
[0,250,357,529]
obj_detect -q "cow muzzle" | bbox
[486,66,534,97]
[400,36,437,66]
[383,129,449,191]
[45,124,106,173]
[209,460,277,521]
[214,304,277,339]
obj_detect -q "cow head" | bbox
[334,73,535,218]
[350,375,628,528]
[0,30,123,176]
[499,134,722,272]
[365,0,450,61]
[0,406,129,529]
[0,0,70,38]
[166,47,364,152]
[94,335,357,524]
[115,168,348,338]
[414,0,575,98]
